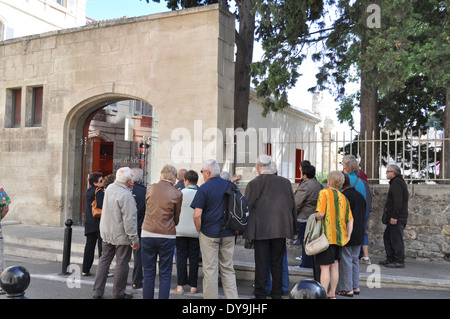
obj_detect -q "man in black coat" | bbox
[244,155,297,299]
[380,164,409,268]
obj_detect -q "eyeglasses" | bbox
[200,169,209,174]
[386,170,393,173]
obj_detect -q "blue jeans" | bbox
[141,237,176,299]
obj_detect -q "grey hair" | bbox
[256,154,272,168]
[343,155,359,174]
[203,159,221,176]
[161,164,178,180]
[387,164,402,176]
[328,171,345,189]
[131,168,143,183]
[269,162,278,174]
[116,167,133,183]
[220,171,231,181]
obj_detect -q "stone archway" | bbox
[62,93,159,224]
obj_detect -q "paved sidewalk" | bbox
[2,221,450,291]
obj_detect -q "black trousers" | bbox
[82,231,102,273]
[383,219,407,263]
[254,238,286,299]
[176,236,200,287]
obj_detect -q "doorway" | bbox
[79,100,157,223]
[295,148,304,183]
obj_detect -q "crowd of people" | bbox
[293,155,408,298]
[78,153,409,299]
[0,153,408,299]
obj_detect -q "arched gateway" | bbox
[0,5,235,226]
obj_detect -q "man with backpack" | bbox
[244,155,298,299]
[191,159,238,299]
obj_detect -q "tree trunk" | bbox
[359,30,380,182]
[233,0,255,131]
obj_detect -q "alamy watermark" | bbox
[366,3,381,29]
[170,120,281,165]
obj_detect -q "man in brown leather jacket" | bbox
[141,164,182,299]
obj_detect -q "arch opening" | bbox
[63,95,159,225]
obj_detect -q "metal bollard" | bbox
[289,279,327,299]
[61,219,73,276]
[0,265,31,299]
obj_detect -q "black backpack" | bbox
[221,181,249,236]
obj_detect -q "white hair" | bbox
[203,159,221,176]
[116,167,133,183]
[387,164,402,175]
[257,154,272,169]
[131,168,143,183]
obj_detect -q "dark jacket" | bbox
[343,187,366,246]
[132,183,147,236]
[294,177,323,221]
[84,186,104,235]
[386,175,409,220]
[244,173,297,241]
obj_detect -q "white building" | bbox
[234,90,322,184]
[0,0,87,41]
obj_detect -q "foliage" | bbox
[251,0,326,115]
[313,0,449,130]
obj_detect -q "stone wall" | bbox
[369,184,450,262]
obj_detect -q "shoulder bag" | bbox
[305,219,329,256]
[91,187,102,218]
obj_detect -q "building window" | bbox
[54,0,67,7]
[12,88,22,127]
[32,87,43,126]
[130,100,153,117]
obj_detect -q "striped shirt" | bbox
[316,189,353,246]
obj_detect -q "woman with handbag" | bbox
[82,172,105,276]
[314,171,354,299]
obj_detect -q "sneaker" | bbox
[295,256,302,261]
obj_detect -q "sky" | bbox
[86,0,170,20]
[85,0,356,133]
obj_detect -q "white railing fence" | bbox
[270,129,449,184]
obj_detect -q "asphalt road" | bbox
[2,255,450,301]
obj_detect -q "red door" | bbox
[295,149,304,183]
